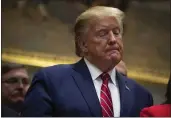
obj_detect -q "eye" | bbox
[4,77,18,84]
[113,29,120,36]
[98,30,108,37]
[22,78,29,85]
[113,32,119,35]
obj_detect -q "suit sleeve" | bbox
[148,92,154,107]
[139,92,153,117]
[21,70,53,117]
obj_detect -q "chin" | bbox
[108,55,121,63]
[12,98,24,103]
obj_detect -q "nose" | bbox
[19,83,24,88]
[108,31,117,45]
[16,80,24,89]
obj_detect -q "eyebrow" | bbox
[95,25,120,31]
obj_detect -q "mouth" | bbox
[107,47,120,53]
[12,92,24,98]
[108,50,119,55]
[107,45,120,51]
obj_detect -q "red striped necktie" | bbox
[100,72,114,117]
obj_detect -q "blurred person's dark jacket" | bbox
[2,105,19,117]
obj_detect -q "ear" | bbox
[77,37,88,53]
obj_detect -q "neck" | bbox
[84,57,116,72]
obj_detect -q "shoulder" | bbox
[31,64,74,85]
[28,64,75,93]
[123,75,151,95]
[140,104,171,117]
[120,75,153,104]
[42,64,72,74]
[148,104,171,110]
[35,64,73,78]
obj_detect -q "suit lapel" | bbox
[72,59,102,117]
[116,72,134,117]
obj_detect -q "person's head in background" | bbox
[165,74,171,104]
[115,60,127,76]
[2,62,30,112]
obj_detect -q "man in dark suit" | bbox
[2,63,30,115]
[21,6,153,117]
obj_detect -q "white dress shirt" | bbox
[84,58,121,117]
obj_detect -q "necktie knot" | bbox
[100,72,110,82]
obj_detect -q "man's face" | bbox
[83,16,123,67]
[2,68,30,104]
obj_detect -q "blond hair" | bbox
[74,6,125,57]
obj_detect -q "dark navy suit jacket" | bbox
[21,59,153,117]
[2,105,19,117]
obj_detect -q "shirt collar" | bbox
[84,58,117,85]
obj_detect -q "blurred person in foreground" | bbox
[2,63,30,115]
[22,6,153,117]
[115,60,127,76]
[140,74,171,117]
